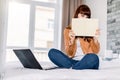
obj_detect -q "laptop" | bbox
[13,49,58,70]
[72,18,99,37]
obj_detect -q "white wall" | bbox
[0,0,8,73]
[83,0,107,56]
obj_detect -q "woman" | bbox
[48,4,100,70]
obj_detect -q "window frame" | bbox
[6,0,62,61]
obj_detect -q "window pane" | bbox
[34,6,55,48]
[34,50,50,61]
[33,0,57,3]
[7,2,30,47]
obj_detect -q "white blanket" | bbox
[3,58,120,80]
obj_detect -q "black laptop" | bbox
[13,49,57,70]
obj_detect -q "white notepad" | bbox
[72,18,99,37]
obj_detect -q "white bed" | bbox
[2,58,120,80]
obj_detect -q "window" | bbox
[6,2,30,62]
[48,19,54,30]
[7,2,30,47]
[34,6,54,48]
[6,0,61,62]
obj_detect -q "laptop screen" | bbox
[13,49,43,69]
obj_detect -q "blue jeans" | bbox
[48,48,99,70]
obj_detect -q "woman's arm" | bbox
[90,28,100,53]
[64,28,76,58]
[90,38,100,54]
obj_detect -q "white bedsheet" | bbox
[3,58,120,80]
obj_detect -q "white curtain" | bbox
[61,0,83,51]
[0,0,8,73]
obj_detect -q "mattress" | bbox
[2,58,120,80]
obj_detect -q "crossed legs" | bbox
[48,48,99,70]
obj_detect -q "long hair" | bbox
[74,4,91,18]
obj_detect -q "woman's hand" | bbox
[95,28,100,38]
[94,28,100,43]
[69,30,75,45]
